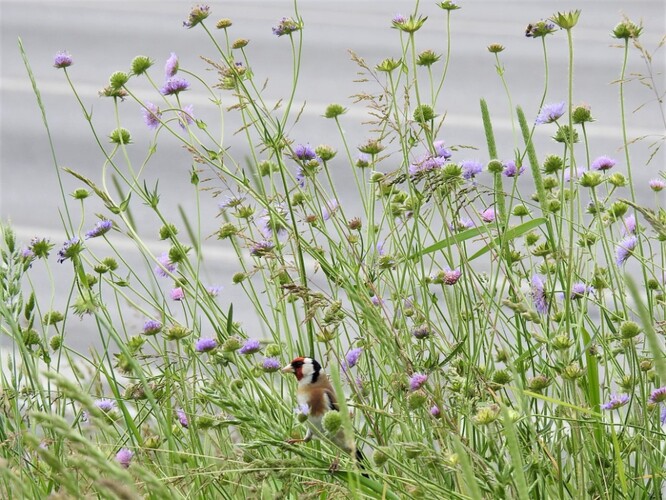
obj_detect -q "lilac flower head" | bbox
[143,320,162,336]
[178,104,195,129]
[460,160,483,180]
[293,144,317,161]
[322,199,339,221]
[116,448,134,468]
[57,237,82,264]
[480,207,496,223]
[296,403,310,416]
[649,386,666,404]
[170,287,185,301]
[195,338,218,353]
[165,52,179,78]
[85,219,112,239]
[615,235,638,266]
[535,102,566,124]
[649,178,665,192]
[449,218,475,232]
[442,267,462,285]
[183,4,210,28]
[564,166,585,182]
[570,282,593,299]
[142,102,162,129]
[356,153,371,168]
[207,285,223,297]
[154,253,177,278]
[601,394,630,410]
[272,17,301,37]
[409,373,428,391]
[54,51,73,69]
[262,357,281,372]
[433,140,452,159]
[239,338,261,355]
[160,77,190,96]
[176,408,189,428]
[392,13,407,25]
[430,405,441,418]
[531,274,548,314]
[371,295,383,307]
[591,156,616,171]
[250,240,275,257]
[621,214,636,236]
[409,155,445,176]
[295,167,306,188]
[502,160,525,178]
[94,398,116,413]
[20,247,35,262]
[346,348,363,368]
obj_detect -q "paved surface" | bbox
[1,1,664,350]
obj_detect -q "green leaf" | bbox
[414,226,487,259]
[468,217,547,261]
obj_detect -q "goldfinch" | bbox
[281,356,365,467]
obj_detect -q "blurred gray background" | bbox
[1,1,664,351]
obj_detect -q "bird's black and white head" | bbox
[282,357,321,385]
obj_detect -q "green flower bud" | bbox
[404,443,423,459]
[321,410,343,434]
[408,390,427,409]
[542,155,564,174]
[492,369,512,385]
[222,337,242,351]
[102,257,118,271]
[487,43,505,53]
[551,334,574,350]
[324,103,347,118]
[231,379,244,390]
[109,71,129,89]
[438,1,460,10]
[608,173,627,187]
[373,448,389,466]
[620,321,641,339]
[551,10,581,30]
[413,105,435,123]
[487,159,503,174]
[609,201,628,219]
[612,20,642,40]
[547,199,561,212]
[43,311,64,325]
[232,272,247,284]
[22,329,40,347]
[315,144,336,161]
[168,245,191,264]
[258,160,278,176]
[543,176,559,190]
[572,104,593,124]
[553,125,579,144]
[527,375,550,392]
[442,162,462,179]
[234,205,255,219]
[577,231,597,248]
[512,204,530,217]
[640,359,654,371]
[579,171,602,188]
[524,231,540,246]
[159,223,178,240]
[618,375,634,391]
[130,55,153,75]
[50,335,63,351]
[232,38,249,49]
[72,188,90,200]
[166,324,191,341]
[265,343,282,357]
[473,404,500,425]
[416,49,440,66]
[109,128,132,145]
[216,18,232,29]
[358,139,384,156]
[291,191,307,206]
[217,223,239,239]
[562,362,584,380]
[375,57,402,73]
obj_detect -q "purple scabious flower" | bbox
[502,160,525,178]
[296,403,310,416]
[20,247,35,262]
[621,214,636,236]
[143,320,162,336]
[94,398,116,413]
[170,287,185,301]
[165,52,179,78]
[257,209,288,241]
[154,253,177,277]
[195,338,217,353]
[322,199,339,221]
[649,178,665,192]
[591,156,616,171]
[409,373,428,391]
[239,338,261,355]
[531,275,548,314]
[449,218,475,232]
[250,240,275,257]
[564,166,585,182]
[535,102,566,124]
[430,405,441,418]
[183,4,210,28]
[433,140,452,159]
[460,160,483,180]
[295,167,306,188]
[601,394,630,410]
[85,219,112,239]
[178,104,195,129]
[207,285,222,297]
[57,237,82,264]
[53,51,73,69]
[346,348,363,368]
[160,77,190,96]
[356,153,371,168]
[649,386,666,404]
[443,267,462,285]
[615,235,638,266]
[116,448,134,468]
[411,325,430,339]
[142,102,162,129]
[272,17,301,37]
[293,144,317,161]
[392,13,407,25]
[371,295,383,307]
[176,408,189,428]
[570,282,593,299]
[480,207,496,223]
[409,155,446,176]
[262,357,281,372]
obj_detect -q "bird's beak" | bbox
[281,364,294,374]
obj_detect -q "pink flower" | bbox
[170,287,185,301]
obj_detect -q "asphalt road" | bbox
[1,1,664,351]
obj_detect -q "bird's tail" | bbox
[354,446,369,478]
